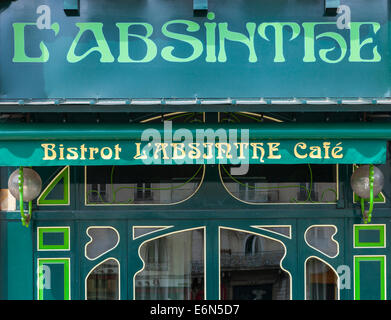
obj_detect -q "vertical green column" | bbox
[205,224,219,300]
[6,220,33,299]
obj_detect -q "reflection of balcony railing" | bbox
[220,251,284,270]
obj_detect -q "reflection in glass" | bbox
[86,227,119,260]
[86,165,204,205]
[135,229,204,300]
[220,229,290,300]
[305,226,338,258]
[221,164,337,204]
[86,258,119,300]
[306,258,338,300]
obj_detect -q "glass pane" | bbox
[221,164,338,204]
[86,165,203,205]
[86,259,119,300]
[135,229,204,300]
[220,228,290,300]
[306,258,338,300]
[86,227,119,260]
[305,226,338,258]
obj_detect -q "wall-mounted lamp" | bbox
[350,164,384,224]
[8,167,42,227]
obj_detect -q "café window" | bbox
[220,164,338,204]
[85,165,204,205]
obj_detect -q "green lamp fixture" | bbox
[8,167,42,227]
[350,164,384,224]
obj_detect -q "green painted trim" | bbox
[354,225,385,248]
[354,256,386,300]
[1,122,391,141]
[37,166,70,206]
[37,227,70,251]
[37,258,71,300]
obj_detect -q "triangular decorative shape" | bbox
[37,166,70,205]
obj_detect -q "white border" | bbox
[353,255,387,300]
[304,256,340,300]
[133,227,206,300]
[251,225,292,239]
[218,226,292,300]
[85,226,120,261]
[37,257,71,300]
[353,224,386,249]
[84,257,121,300]
[304,225,339,259]
[132,226,174,240]
[37,226,71,252]
[37,166,70,206]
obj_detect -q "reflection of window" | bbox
[135,229,205,300]
[86,165,204,205]
[305,226,338,258]
[86,258,119,300]
[306,258,338,300]
[220,229,290,300]
[221,164,338,204]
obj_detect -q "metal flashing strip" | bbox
[1,98,391,106]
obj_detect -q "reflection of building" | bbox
[1,0,390,302]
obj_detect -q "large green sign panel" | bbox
[0,139,385,166]
[0,0,389,99]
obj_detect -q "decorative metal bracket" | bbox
[64,0,80,16]
[194,0,208,16]
[324,0,340,16]
[18,167,32,228]
[360,164,374,224]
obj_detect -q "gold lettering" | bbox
[172,143,186,159]
[267,142,281,159]
[323,142,331,159]
[101,147,113,160]
[234,142,249,159]
[188,143,201,159]
[294,142,308,159]
[80,144,87,160]
[59,144,65,160]
[203,142,214,159]
[114,144,122,160]
[250,143,265,162]
[331,142,344,159]
[66,147,79,160]
[134,142,147,160]
[154,143,169,160]
[89,147,99,160]
[215,142,232,159]
[309,146,322,159]
[41,143,57,160]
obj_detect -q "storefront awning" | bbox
[0,122,388,166]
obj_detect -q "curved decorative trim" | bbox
[219,164,339,205]
[133,227,206,300]
[85,226,120,261]
[132,226,174,240]
[304,256,340,300]
[84,257,120,300]
[251,225,292,239]
[218,226,292,300]
[84,164,206,206]
[304,225,339,259]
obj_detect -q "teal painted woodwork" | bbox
[0,0,389,100]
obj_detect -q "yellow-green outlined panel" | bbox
[354,224,385,248]
[37,227,70,251]
[37,258,71,300]
[37,166,70,206]
[354,256,386,300]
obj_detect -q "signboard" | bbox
[0,139,385,166]
[0,0,390,100]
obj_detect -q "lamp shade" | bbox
[8,168,42,201]
[350,165,384,199]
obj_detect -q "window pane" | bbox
[86,227,119,260]
[305,226,338,258]
[306,258,338,300]
[135,229,204,300]
[220,228,290,300]
[221,164,337,204]
[86,165,204,205]
[86,259,119,300]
